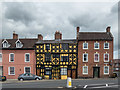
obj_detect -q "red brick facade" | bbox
[78,40,113,78]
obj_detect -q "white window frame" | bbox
[104,53,109,62]
[94,42,99,49]
[0,53,2,62]
[104,42,109,49]
[104,66,109,74]
[9,53,14,62]
[8,67,15,75]
[94,53,99,62]
[2,39,10,48]
[83,53,88,62]
[83,43,88,49]
[24,67,31,73]
[83,66,88,74]
[15,39,23,48]
[25,53,30,62]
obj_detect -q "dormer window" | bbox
[2,39,10,48]
[16,40,23,48]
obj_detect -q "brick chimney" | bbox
[106,26,111,32]
[55,31,62,40]
[38,34,43,40]
[13,31,18,39]
[77,26,80,39]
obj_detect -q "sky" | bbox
[1,1,119,59]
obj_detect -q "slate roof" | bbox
[1,39,38,49]
[1,38,77,49]
[36,39,77,44]
[78,32,113,41]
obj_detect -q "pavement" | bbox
[0,78,119,89]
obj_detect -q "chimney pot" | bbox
[38,34,43,40]
[106,26,111,32]
[76,26,80,39]
[77,27,80,33]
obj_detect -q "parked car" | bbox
[0,75,6,81]
[18,73,42,81]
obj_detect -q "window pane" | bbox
[53,54,59,58]
[25,67,30,73]
[45,53,51,62]
[61,56,68,62]
[104,66,109,74]
[10,67,14,74]
[105,43,109,48]
[83,66,88,74]
[95,43,99,48]
[84,43,88,49]
[10,54,14,62]
[104,54,109,61]
[46,44,50,50]
[83,54,88,61]
[62,44,68,50]
[26,54,30,62]
[61,68,67,75]
[16,42,22,48]
[95,54,99,61]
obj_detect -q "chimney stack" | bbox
[106,26,111,33]
[38,34,43,40]
[55,31,62,40]
[13,31,18,39]
[77,27,80,39]
[77,27,80,33]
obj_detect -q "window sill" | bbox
[8,74,15,76]
[83,61,88,62]
[83,48,88,50]
[94,61,99,62]
[104,61,109,63]
[83,73,88,75]
[25,61,30,62]
[104,48,109,49]
[104,73,109,75]
[94,48,99,49]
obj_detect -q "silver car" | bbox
[18,73,42,81]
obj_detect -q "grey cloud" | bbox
[4,3,36,26]
[2,2,119,58]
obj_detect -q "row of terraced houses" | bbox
[0,26,114,79]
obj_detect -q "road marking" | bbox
[84,85,88,88]
[89,85,119,89]
[106,84,108,87]
[86,83,115,86]
[57,87,63,88]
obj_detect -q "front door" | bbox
[37,69,40,76]
[67,70,71,77]
[72,70,76,79]
[52,66,60,79]
[93,67,100,78]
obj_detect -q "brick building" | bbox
[1,26,114,79]
[1,32,37,79]
[77,27,113,78]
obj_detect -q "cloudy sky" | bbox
[1,1,119,59]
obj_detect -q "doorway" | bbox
[72,70,76,79]
[93,67,100,78]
